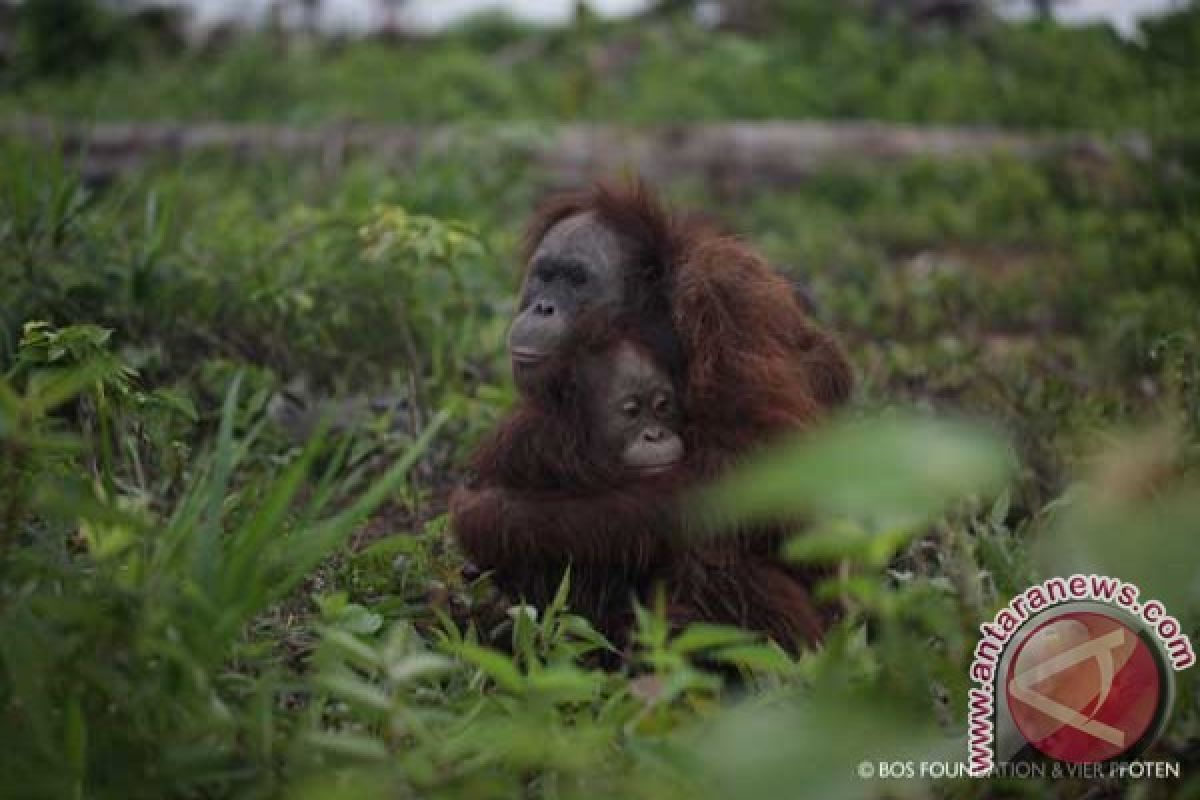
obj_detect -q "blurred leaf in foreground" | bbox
[684,684,955,800]
[1035,426,1200,617]
[696,412,1014,530]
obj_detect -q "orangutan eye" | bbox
[621,399,640,418]
[652,393,672,416]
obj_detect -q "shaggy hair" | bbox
[452,180,851,652]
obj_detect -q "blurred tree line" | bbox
[1,0,188,79]
[3,0,1199,134]
[657,0,1067,31]
[0,0,1177,80]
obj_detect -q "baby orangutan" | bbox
[583,340,684,477]
[451,313,826,654]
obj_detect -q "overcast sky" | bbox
[169,0,1186,36]
[175,0,648,31]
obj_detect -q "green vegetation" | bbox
[1,3,1199,799]
[3,2,1200,134]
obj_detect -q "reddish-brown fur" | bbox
[521,181,853,470]
[453,313,687,641]
[451,182,851,653]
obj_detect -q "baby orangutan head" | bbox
[580,341,684,475]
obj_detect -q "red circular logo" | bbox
[1005,611,1163,763]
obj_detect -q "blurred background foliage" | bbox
[0,0,1198,135]
[1,1,1199,799]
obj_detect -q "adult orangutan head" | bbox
[507,184,683,393]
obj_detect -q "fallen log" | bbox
[2,117,1146,185]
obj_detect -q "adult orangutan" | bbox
[506,181,852,468]
[451,181,849,651]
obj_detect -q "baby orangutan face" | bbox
[583,343,684,475]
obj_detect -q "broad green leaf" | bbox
[317,674,392,713]
[320,628,384,672]
[697,413,1013,529]
[690,685,953,800]
[1037,485,1200,617]
[453,643,524,693]
[525,665,604,702]
[670,624,758,655]
[709,643,796,673]
[386,653,455,685]
[301,731,388,762]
